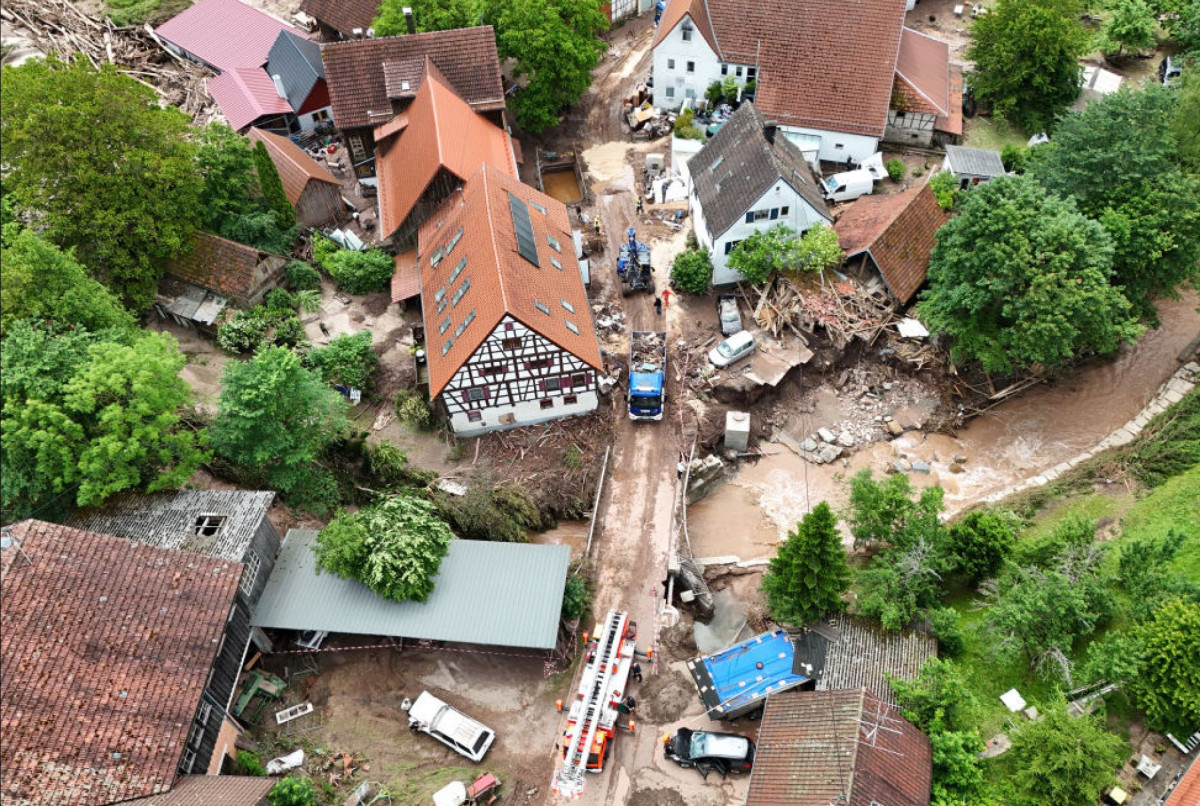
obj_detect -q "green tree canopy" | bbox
[0,58,202,311]
[375,0,483,35]
[727,224,800,284]
[305,332,380,391]
[268,777,317,806]
[986,566,1104,678]
[493,0,609,132]
[1,324,208,520]
[1174,70,1200,169]
[966,0,1087,130]
[1099,0,1156,56]
[1031,87,1200,322]
[0,228,136,337]
[313,494,454,603]
[946,509,1016,584]
[197,123,260,233]
[919,175,1140,373]
[1126,597,1200,734]
[212,346,349,504]
[669,249,714,294]
[890,657,980,735]
[1008,697,1124,806]
[847,469,946,551]
[761,501,851,625]
[253,140,296,229]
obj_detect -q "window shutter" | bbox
[524,361,530,371]
[462,390,471,403]
[745,212,754,224]
[482,386,490,401]
[539,380,546,392]
[770,208,779,220]
[585,372,593,385]
[561,375,573,390]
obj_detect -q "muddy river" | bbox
[687,294,1200,560]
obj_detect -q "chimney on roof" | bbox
[763,120,778,145]
[403,7,416,34]
[270,74,287,100]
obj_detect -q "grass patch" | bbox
[106,0,191,26]
[385,764,482,803]
[1114,464,1200,582]
[963,115,1029,152]
[1020,491,1131,542]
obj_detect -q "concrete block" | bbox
[725,411,751,452]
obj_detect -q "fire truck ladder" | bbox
[551,609,627,799]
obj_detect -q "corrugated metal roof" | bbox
[945,145,1005,178]
[252,530,570,649]
[155,0,303,73]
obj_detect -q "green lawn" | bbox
[962,116,1029,152]
[1113,464,1200,582]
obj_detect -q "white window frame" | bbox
[239,553,261,597]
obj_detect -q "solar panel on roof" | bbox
[508,193,539,267]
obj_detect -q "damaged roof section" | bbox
[811,612,938,703]
[165,231,288,306]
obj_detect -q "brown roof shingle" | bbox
[894,28,950,116]
[746,688,932,806]
[248,127,340,206]
[376,59,516,240]
[300,0,380,38]
[165,231,285,304]
[690,102,830,239]
[123,775,273,806]
[689,0,910,138]
[0,521,243,806]
[418,164,603,397]
[652,0,717,52]
[1164,759,1200,806]
[321,27,505,130]
[835,184,950,303]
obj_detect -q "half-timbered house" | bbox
[418,164,603,437]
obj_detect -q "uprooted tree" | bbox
[313,493,455,603]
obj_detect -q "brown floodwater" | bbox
[541,169,583,204]
[687,292,1200,558]
[532,519,589,560]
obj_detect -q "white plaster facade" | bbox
[651,15,724,110]
[295,105,333,132]
[692,178,832,285]
[779,124,879,166]
[440,315,599,437]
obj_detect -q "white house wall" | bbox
[296,105,334,132]
[707,178,831,285]
[780,124,879,166]
[441,316,599,437]
[651,16,722,110]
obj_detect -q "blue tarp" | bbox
[686,629,825,719]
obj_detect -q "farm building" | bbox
[249,127,345,228]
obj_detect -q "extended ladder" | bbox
[551,610,627,799]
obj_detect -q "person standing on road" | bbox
[661,288,672,308]
[631,662,643,682]
[654,295,663,315]
[636,196,644,214]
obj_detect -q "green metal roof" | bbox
[252,530,570,650]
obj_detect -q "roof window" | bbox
[451,277,471,307]
[442,337,454,356]
[439,315,452,334]
[561,298,575,313]
[529,200,547,215]
[566,320,580,334]
[535,300,551,315]
[551,257,563,270]
[546,234,561,252]
[455,310,476,337]
[449,257,467,284]
[194,515,226,537]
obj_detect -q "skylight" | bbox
[508,193,540,267]
[439,315,451,334]
[561,298,575,313]
[529,200,547,215]
[449,257,467,285]
[442,337,454,355]
[451,277,471,307]
[455,310,476,337]
[551,257,563,270]
[566,320,580,334]
[546,234,561,253]
[535,300,550,315]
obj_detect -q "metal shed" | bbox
[252,530,571,650]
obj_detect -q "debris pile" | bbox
[2,0,217,123]
[740,274,897,349]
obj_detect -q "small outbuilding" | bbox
[159,231,288,329]
[942,145,1006,188]
[834,183,951,305]
[248,127,344,228]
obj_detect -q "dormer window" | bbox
[681,21,693,41]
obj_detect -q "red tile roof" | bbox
[0,520,243,806]
[936,64,964,137]
[300,0,381,38]
[321,27,505,131]
[835,184,950,303]
[746,688,932,806]
[652,0,717,52]
[894,28,950,116]
[377,59,516,241]
[418,164,603,397]
[207,67,294,132]
[248,127,340,206]
[155,0,303,73]
[1165,759,1200,806]
[655,0,911,138]
[165,231,286,304]
[391,249,420,302]
[124,775,274,806]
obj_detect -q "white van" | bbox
[406,691,496,763]
[821,169,875,203]
[708,330,757,368]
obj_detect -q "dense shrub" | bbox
[929,170,957,210]
[669,249,713,294]
[286,260,322,291]
[216,310,269,354]
[561,575,590,621]
[264,287,297,312]
[885,157,907,182]
[312,235,393,294]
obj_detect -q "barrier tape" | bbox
[267,641,546,660]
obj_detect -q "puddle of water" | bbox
[685,292,1200,555]
[694,589,747,654]
[541,169,583,204]
[531,519,589,560]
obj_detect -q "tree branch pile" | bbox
[1,0,218,123]
[740,274,899,350]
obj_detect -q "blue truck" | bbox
[628,330,667,421]
[617,228,653,297]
